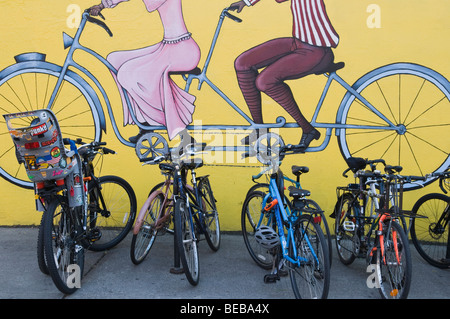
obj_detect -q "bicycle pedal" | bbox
[263,274,280,283]
[88,228,102,242]
[343,221,355,231]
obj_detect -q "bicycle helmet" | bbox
[255,226,280,250]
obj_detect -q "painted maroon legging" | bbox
[235,37,334,133]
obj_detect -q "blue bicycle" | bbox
[1,7,449,190]
[241,154,330,298]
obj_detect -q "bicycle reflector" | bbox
[25,141,40,149]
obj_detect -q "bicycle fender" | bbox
[0,54,107,134]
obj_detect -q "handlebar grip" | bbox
[409,175,426,181]
[84,10,113,37]
[102,147,116,155]
[224,11,242,23]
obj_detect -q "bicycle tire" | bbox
[174,199,199,285]
[303,198,333,266]
[43,197,85,294]
[289,214,330,299]
[375,219,412,299]
[87,175,137,251]
[241,190,275,270]
[337,63,450,189]
[198,177,220,251]
[37,213,49,275]
[0,61,102,189]
[334,193,359,265]
[146,180,175,234]
[411,193,450,269]
[130,193,164,265]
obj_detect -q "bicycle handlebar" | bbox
[83,9,113,37]
[223,9,243,23]
[63,138,116,156]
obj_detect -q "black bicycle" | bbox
[332,157,425,299]
[410,170,450,268]
[5,109,136,294]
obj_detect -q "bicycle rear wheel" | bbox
[37,213,49,275]
[241,190,275,269]
[174,199,199,285]
[334,193,359,265]
[376,219,412,299]
[337,63,450,189]
[87,176,136,251]
[199,177,220,251]
[130,193,164,265]
[43,197,85,294]
[411,193,450,268]
[303,198,333,266]
[289,214,330,299]
[0,61,102,189]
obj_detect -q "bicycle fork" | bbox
[374,214,400,266]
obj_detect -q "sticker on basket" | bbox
[59,157,67,168]
[52,170,63,177]
[37,154,60,167]
[41,130,59,147]
[50,147,61,158]
[73,174,81,186]
[24,155,38,171]
[30,123,48,136]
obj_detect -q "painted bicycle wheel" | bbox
[337,63,450,190]
[0,54,103,189]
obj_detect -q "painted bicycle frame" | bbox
[3,7,449,191]
[39,9,402,153]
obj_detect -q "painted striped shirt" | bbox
[245,0,339,48]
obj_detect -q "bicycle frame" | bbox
[48,9,399,154]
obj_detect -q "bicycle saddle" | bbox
[288,186,311,198]
[291,165,309,176]
[159,163,175,172]
[346,157,367,172]
[169,67,202,76]
[314,61,345,75]
[181,157,203,170]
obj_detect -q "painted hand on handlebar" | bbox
[89,3,104,16]
[229,1,246,13]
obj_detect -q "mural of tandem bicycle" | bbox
[0,0,449,299]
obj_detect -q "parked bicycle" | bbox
[245,160,332,266]
[0,7,449,190]
[130,145,220,286]
[410,170,450,268]
[332,157,425,299]
[241,150,330,299]
[4,109,136,294]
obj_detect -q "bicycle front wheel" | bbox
[43,197,85,294]
[87,176,137,251]
[0,61,102,189]
[376,219,412,299]
[199,177,220,251]
[289,214,330,299]
[174,199,199,285]
[130,193,164,265]
[241,190,275,269]
[411,193,450,268]
[334,193,359,265]
[337,63,450,189]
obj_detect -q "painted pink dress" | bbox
[102,0,201,140]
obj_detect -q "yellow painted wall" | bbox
[0,0,449,230]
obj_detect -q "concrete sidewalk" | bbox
[0,227,448,299]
